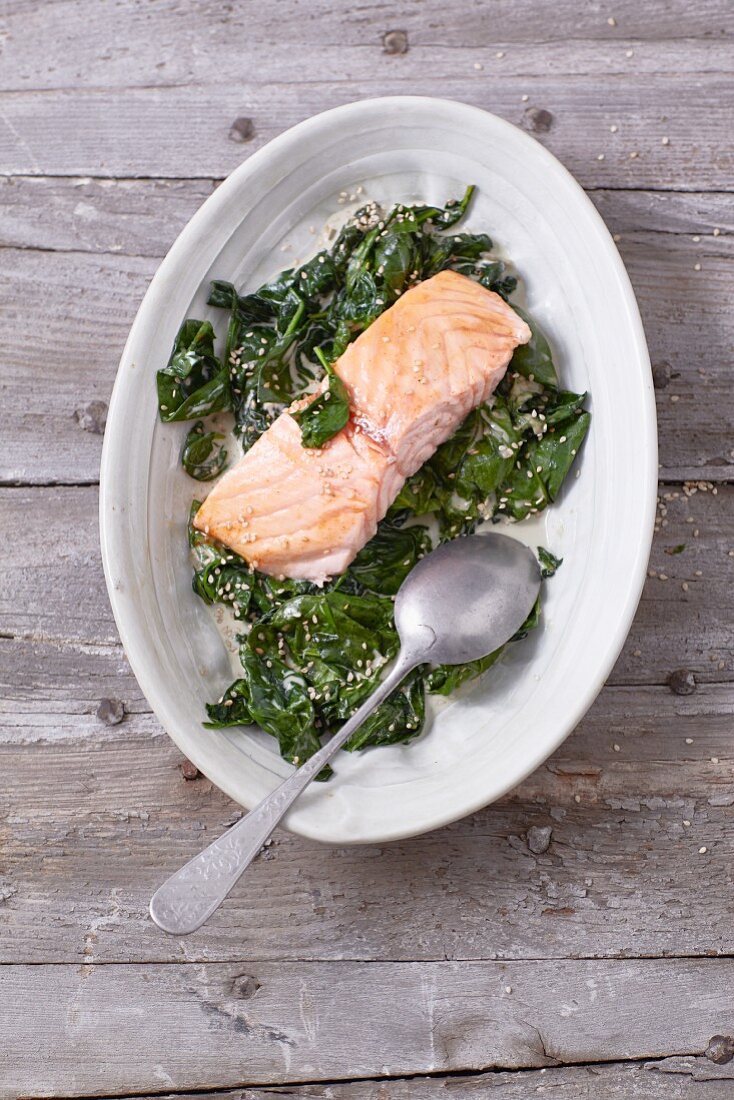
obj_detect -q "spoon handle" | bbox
[149,651,418,934]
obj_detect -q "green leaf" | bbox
[157,319,231,422]
[344,669,426,750]
[348,520,432,596]
[292,371,351,448]
[181,421,228,481]
[526,410,591,502]
[510,308,559,389]
[188,503,254,618]
[206,648,324,771]
[538,546,563,578]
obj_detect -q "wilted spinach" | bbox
[292,369,350,448]
[169,186,588,771]
[181,421,228,481]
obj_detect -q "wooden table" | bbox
[1,1,733,1095]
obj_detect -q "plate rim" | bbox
[100,95,658,844]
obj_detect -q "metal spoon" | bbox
[150,531,541,934]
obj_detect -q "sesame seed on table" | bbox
[1,0,733,1094]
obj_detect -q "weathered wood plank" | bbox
[0,75,731,187]
[2,30,733,91]
[0,175,216,256]
[2,676,733,965]
[1,484,731,682]
[1,194,732,485]
[2,959,734,1094]
[100,1058,734,1099]
[2,0,732,100]
[2,178,732,257]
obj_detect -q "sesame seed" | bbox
[613,743,621,752]
[574,794,581,803]
[496,51,505,58]
[683,819,691,826]
[610,124,618,133]
[607,15,616,25]
[671,394,680,402]
[625,48,634,57]
[662,136,670,146]
[473,61,483,70]
[521,93,529,102]
[597,153,605,161]
[629,150,639,159]
[694,263,701,271]
[699,846,707,854]
[711,757,720,764]
[713,227,720,236]
[505,985,512,994]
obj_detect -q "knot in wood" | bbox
[382,30,408,55]
[652,361,672,389]
[228,117,255,144]
[74,401,108,434]
[706,1035,734,1064]
[522,107,554,133]
[181,758,200,780]
[232,974,261,999]
[667,668,696,696]
[96,698,125,725]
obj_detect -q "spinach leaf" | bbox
[157,319,231,422]
[171,185,591,773]
[348,520,432,596]
[205,648,324,770]
[510,308,558,389]
[181,421,228,481]
[292,371,350,448]
[344,669,426,750]
[188,503,254,618]
[538,547,562,578]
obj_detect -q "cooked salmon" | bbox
[193,411,404,582]
[194,270,530,583]
[337,270,531,477]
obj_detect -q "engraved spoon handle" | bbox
[149,651,418,934]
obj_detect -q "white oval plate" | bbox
[100,97,656,845]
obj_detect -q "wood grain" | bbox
[1,76,732,188]
[3,667,734,965]
[2,177,731,258]
[2,958,734,1095]
[1,2,733,1094]
[1,186,732,486]
[99,1058,734,1100]
[2,483,731,682]
[2,0,732,98]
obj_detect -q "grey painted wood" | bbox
[3,674,733,965]
[1,189,732,486]
[101,1058,734,1098]
[2,483,732,683]
[2,959,734,1095]
[1,177,731,258]
[1,76,732,188]
[1,1,733,1093]
[2,0,732,98]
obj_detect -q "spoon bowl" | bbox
[150,531,542,934]
[395,532,541,667]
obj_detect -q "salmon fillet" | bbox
[337,271,531,477]
[194,270,530,583]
